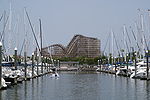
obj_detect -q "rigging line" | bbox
[130,27,140,52]
[143,35,149,50]
[148,35,150,48]
[113,32,121,56]
[0,16,9,41]
[103,32,110,53]
[0,14,3,23]
[19,38,25,56]
[25,8,41,53]
[125,40,130,53]
[108,36,110,55]
[135,21,144,48]
[123,26,130,53]
[125,26,131,44]
[48,47,54,65]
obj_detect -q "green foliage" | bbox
[51,56,104,65]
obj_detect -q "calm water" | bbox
[0,72,150,100]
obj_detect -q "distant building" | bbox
[42,44,66,58]
[42,34,101,58]
[66,35,100,58]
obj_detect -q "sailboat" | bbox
[48,48,60,78]
[130,61,147,78]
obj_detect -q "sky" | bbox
[0,0,150,56]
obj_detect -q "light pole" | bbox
[58,60,60,68]
[54,60,56,67]
[98,60,100,66]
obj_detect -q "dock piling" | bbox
[134,52,137,78]
[146,50,149,80]
[14,47,17,70]
[32,53,34,78]
[24,51,27,80]
[36,55,39,76]
[0,42,2,88]
[126,53,129,76]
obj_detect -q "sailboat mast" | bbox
[39,19,42,57]
[123,25,126,62]
[140,14,145,57]
[111,29,113,64]
[39,19,43,73]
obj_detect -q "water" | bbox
[0,72,150,100]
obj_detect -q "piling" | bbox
[36,55,39,76]
[41,56,43,74]
[0,42,2,88]
[46,57,48,72]
[126,54,129,76]
[14,47,17,70]
[146,50,149,80]
[48,58,50,72]
[99,59,101,71]
[24,51,27,80]
[32,53,34,78]
[44,57,46,72]
[58,60,60,68]
[134,52,137,78]
[49,63,50,72]
[98,60,100,71]
[114,57,117,74]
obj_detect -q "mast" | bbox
[39,19,43,73]
[111,29,114,64]
[25,9,41,52]
[148,9,150,49]
[7,2,12,55]
[9,2,12,31]
[123,25,126,62]
[140,14,145,58]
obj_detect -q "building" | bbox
[66,35,100,58]
[42,34,101,58]
[42,44,66,58]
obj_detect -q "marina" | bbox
[0,72,150,100]
[1,0,150,100]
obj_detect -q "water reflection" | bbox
[69,72,100,100]
[31,79,35,100]
[0,89,6,100]
[0,72,149,100]
[14,84,19,100]
[24,81,27,100]
[36,77,40,100]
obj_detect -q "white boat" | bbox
[116,65,131,76]
[51,72,59,78]
[0,78,7,89]
[130,69,146,78]
[130,61,147,78]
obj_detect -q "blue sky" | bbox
[0,0,150,55]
